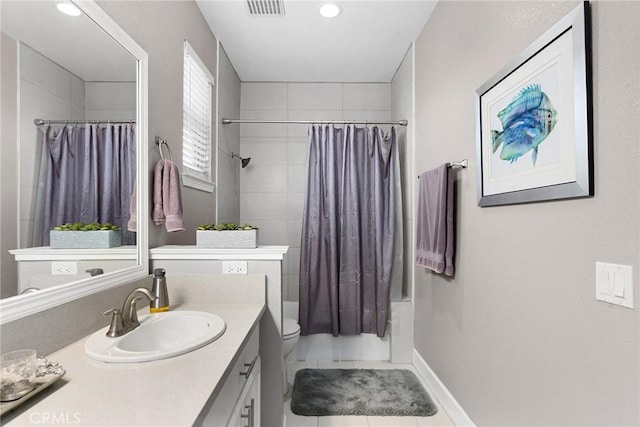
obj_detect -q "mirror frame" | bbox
[0,0,149,324]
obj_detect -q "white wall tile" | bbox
[287,83,342,111]
[20,220,33,249]
[219,121,240,155]
[240,110,287,137]
[240,192,288,219]
[20,150,38,191]
[71,105,86,121]
[288,141,308,165]
[240,164,288,193]
[85,109,135,120]
[20,115,39,154]
[237,219,288,245]
[241,140,288,165]
[71,76,85,108]
[343,83,391,111]
[241,82,287,111]
[287,109,343,138]
[342,110,391,123]
[20,79,71,120]
[287,165,307,194]
[19,184,36,222]
[85,82,136,109]
[287,219,303,247]
[287,192,306,219]
[288,274,299,301]
[287,247,300,275]
[20,44,72,102]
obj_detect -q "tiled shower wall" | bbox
[216,45,241,223]
[239,82,392,301]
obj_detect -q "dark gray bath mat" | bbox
[290,368,437,417]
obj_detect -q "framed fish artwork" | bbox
[475,1,593,207]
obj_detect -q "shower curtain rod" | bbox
[222,118,408,126]
[34,119,136,126]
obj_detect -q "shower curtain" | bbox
[40,124,136,245]
[299,124,399,338]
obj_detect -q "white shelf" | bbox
[9,246,137,261]
[150,245,289,260]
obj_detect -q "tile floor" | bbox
[283,361,456,427]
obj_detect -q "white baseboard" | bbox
[412,349,475,427]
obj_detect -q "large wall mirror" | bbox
[0,0,149,323]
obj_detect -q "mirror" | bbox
[0,0,149,323]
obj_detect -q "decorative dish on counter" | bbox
[0,358,66,417]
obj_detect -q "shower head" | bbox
[232,153,251,168]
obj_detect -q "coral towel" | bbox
[415,164,455,276]
[152,159,185,232]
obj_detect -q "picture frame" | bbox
[475,1,593,207]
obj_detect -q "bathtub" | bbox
[283,300,413,362]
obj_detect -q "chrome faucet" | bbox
[103,287,156,338]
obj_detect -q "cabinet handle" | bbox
[239,355,257,379]
[240,398,254,427]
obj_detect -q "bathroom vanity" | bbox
[9,246,137,294]
[2,275,265,426]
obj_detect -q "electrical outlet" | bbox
[222,261,248,275]
[52,261,78,275]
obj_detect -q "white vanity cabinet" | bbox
[200,326,261,426]
[228,358,261,427]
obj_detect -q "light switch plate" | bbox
[595,262,634,309]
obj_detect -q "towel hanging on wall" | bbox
[415,164,455,276]
[152,159,185,232]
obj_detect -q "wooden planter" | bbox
[50,230,122,249]
[196,230,258,249]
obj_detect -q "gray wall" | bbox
[217,44,241,224]
[97,0,219,247]
[413,1,639,426]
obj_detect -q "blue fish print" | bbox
[491,84,558,166]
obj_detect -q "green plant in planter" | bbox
[53,222,121,231]
[197,222,257,231]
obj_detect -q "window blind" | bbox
[183,43,213,186]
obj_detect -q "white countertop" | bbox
[3,302,264,427]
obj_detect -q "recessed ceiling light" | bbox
[319,3,341,18]
[56,2,82,17]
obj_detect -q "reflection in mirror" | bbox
[0,1,147,313]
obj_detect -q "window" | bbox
[182,41,215,192]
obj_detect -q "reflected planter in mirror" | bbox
[196,223,258,249]
[50,230,122,249]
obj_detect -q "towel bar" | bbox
[418,159,467,179]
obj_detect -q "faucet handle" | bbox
[103,308,124,338]
[128,297,143,325]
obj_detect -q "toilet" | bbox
[282,317,301,395]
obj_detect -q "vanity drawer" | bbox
[200,325,259,426]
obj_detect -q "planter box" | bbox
[196,229,258,249]
[50,230,122,249]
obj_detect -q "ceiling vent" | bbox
[247,0,285,16]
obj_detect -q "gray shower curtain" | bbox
[299,124,398,338]
[41,124,136,245]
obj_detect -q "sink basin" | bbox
[85,311,226,363]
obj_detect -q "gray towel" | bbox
[416,164,455,276]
